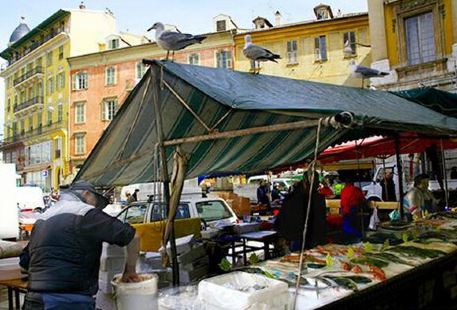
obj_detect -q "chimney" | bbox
[79,1,86,9]
[275,11,282,26]
[337,9,342,17]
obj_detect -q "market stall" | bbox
[73,60,457,308]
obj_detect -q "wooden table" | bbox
[0,278,27,310]
[0,258,27,310]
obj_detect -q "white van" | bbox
[16,187,45,211]
[0,164,19,239]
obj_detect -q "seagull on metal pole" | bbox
[243,34,281,74]
[147,22,207,61]
[349,60,389,88]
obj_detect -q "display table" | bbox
[0,258,27,310]
[251,214,457,309]
[240,231,278,263]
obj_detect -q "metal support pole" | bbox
[395,136,405,220]
[355,141,365,239]
[440,139,449,209]
[150,66,179,285]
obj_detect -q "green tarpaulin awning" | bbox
[393,87,457,118]
[74,61,457,187]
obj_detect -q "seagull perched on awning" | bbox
[147,22,207,61]
[349,60,389,88]
[243,34,281,74]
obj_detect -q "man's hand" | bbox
[121,271,141,283]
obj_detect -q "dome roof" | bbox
[9,22,30,45]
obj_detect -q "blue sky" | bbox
[0,0,367,137]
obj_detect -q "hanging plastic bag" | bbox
[368,208,380,230]
[389,209,400,221]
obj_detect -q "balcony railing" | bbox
[8,29,67,66]
[13,66,43,86]
[23,121,63,139]
[14,96,43,113]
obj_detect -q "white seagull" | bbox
[349,60,389,88]
[147,22,207,61]
[243,35,281,74]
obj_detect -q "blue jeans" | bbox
[23,292,95,310]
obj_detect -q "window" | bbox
[119,204,148,224]
[56,72,65,90]
[196,200,232,222]
[72,72,88,90]
[58,46,64,60]
[315,35,327,61]
[149,203,190,222]
[47,110,53,125]
[216,50,232,68]
[57,104,63,122]
[287,40,298,64]
[405,12,435,65]
[46,51,53,66]
[55,137,62,158]
[109,39,120,49]
[105,67,116,85]
[188,53,200,65]
[136,62,146,80]
[75,102,86,124]
[28,115,33,131]
[75,133,86,155]
[343,31,357,56]
[47,76,54,95]
[37,111,42,127]
[20,119,25,133]
[102,99,117,120]
[7,98,10,112]
[216,20,227,32]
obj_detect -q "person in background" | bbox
[125,192,132,205]
[275,170,327,251]
[131,189,140,202]
[271,184,282,202]
[404,174,438,221]
[20,181,140,310]
[381,170,396,201]
[257,180,271,208]
[319,176,335,199]
[332,175,344,198]
[340,177,367,243]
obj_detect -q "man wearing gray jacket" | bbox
[20,180,141,310]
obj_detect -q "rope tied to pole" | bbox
[292,118,323,309]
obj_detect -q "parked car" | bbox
[116,198,238,228]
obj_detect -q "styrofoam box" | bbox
[100,256,125,272]
[198,272,289,310]
[102,242,126,257]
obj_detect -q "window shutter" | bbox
[72,74,76,90]
[314,37,320,50]
[343,32,349,46]
[320,36,327,60]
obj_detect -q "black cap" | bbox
[70,180,110,208]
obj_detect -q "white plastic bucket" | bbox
[112,273,159,310]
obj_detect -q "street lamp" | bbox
[343,40,371,57]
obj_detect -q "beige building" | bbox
[368,0,457,91]
[234,5,371,87]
